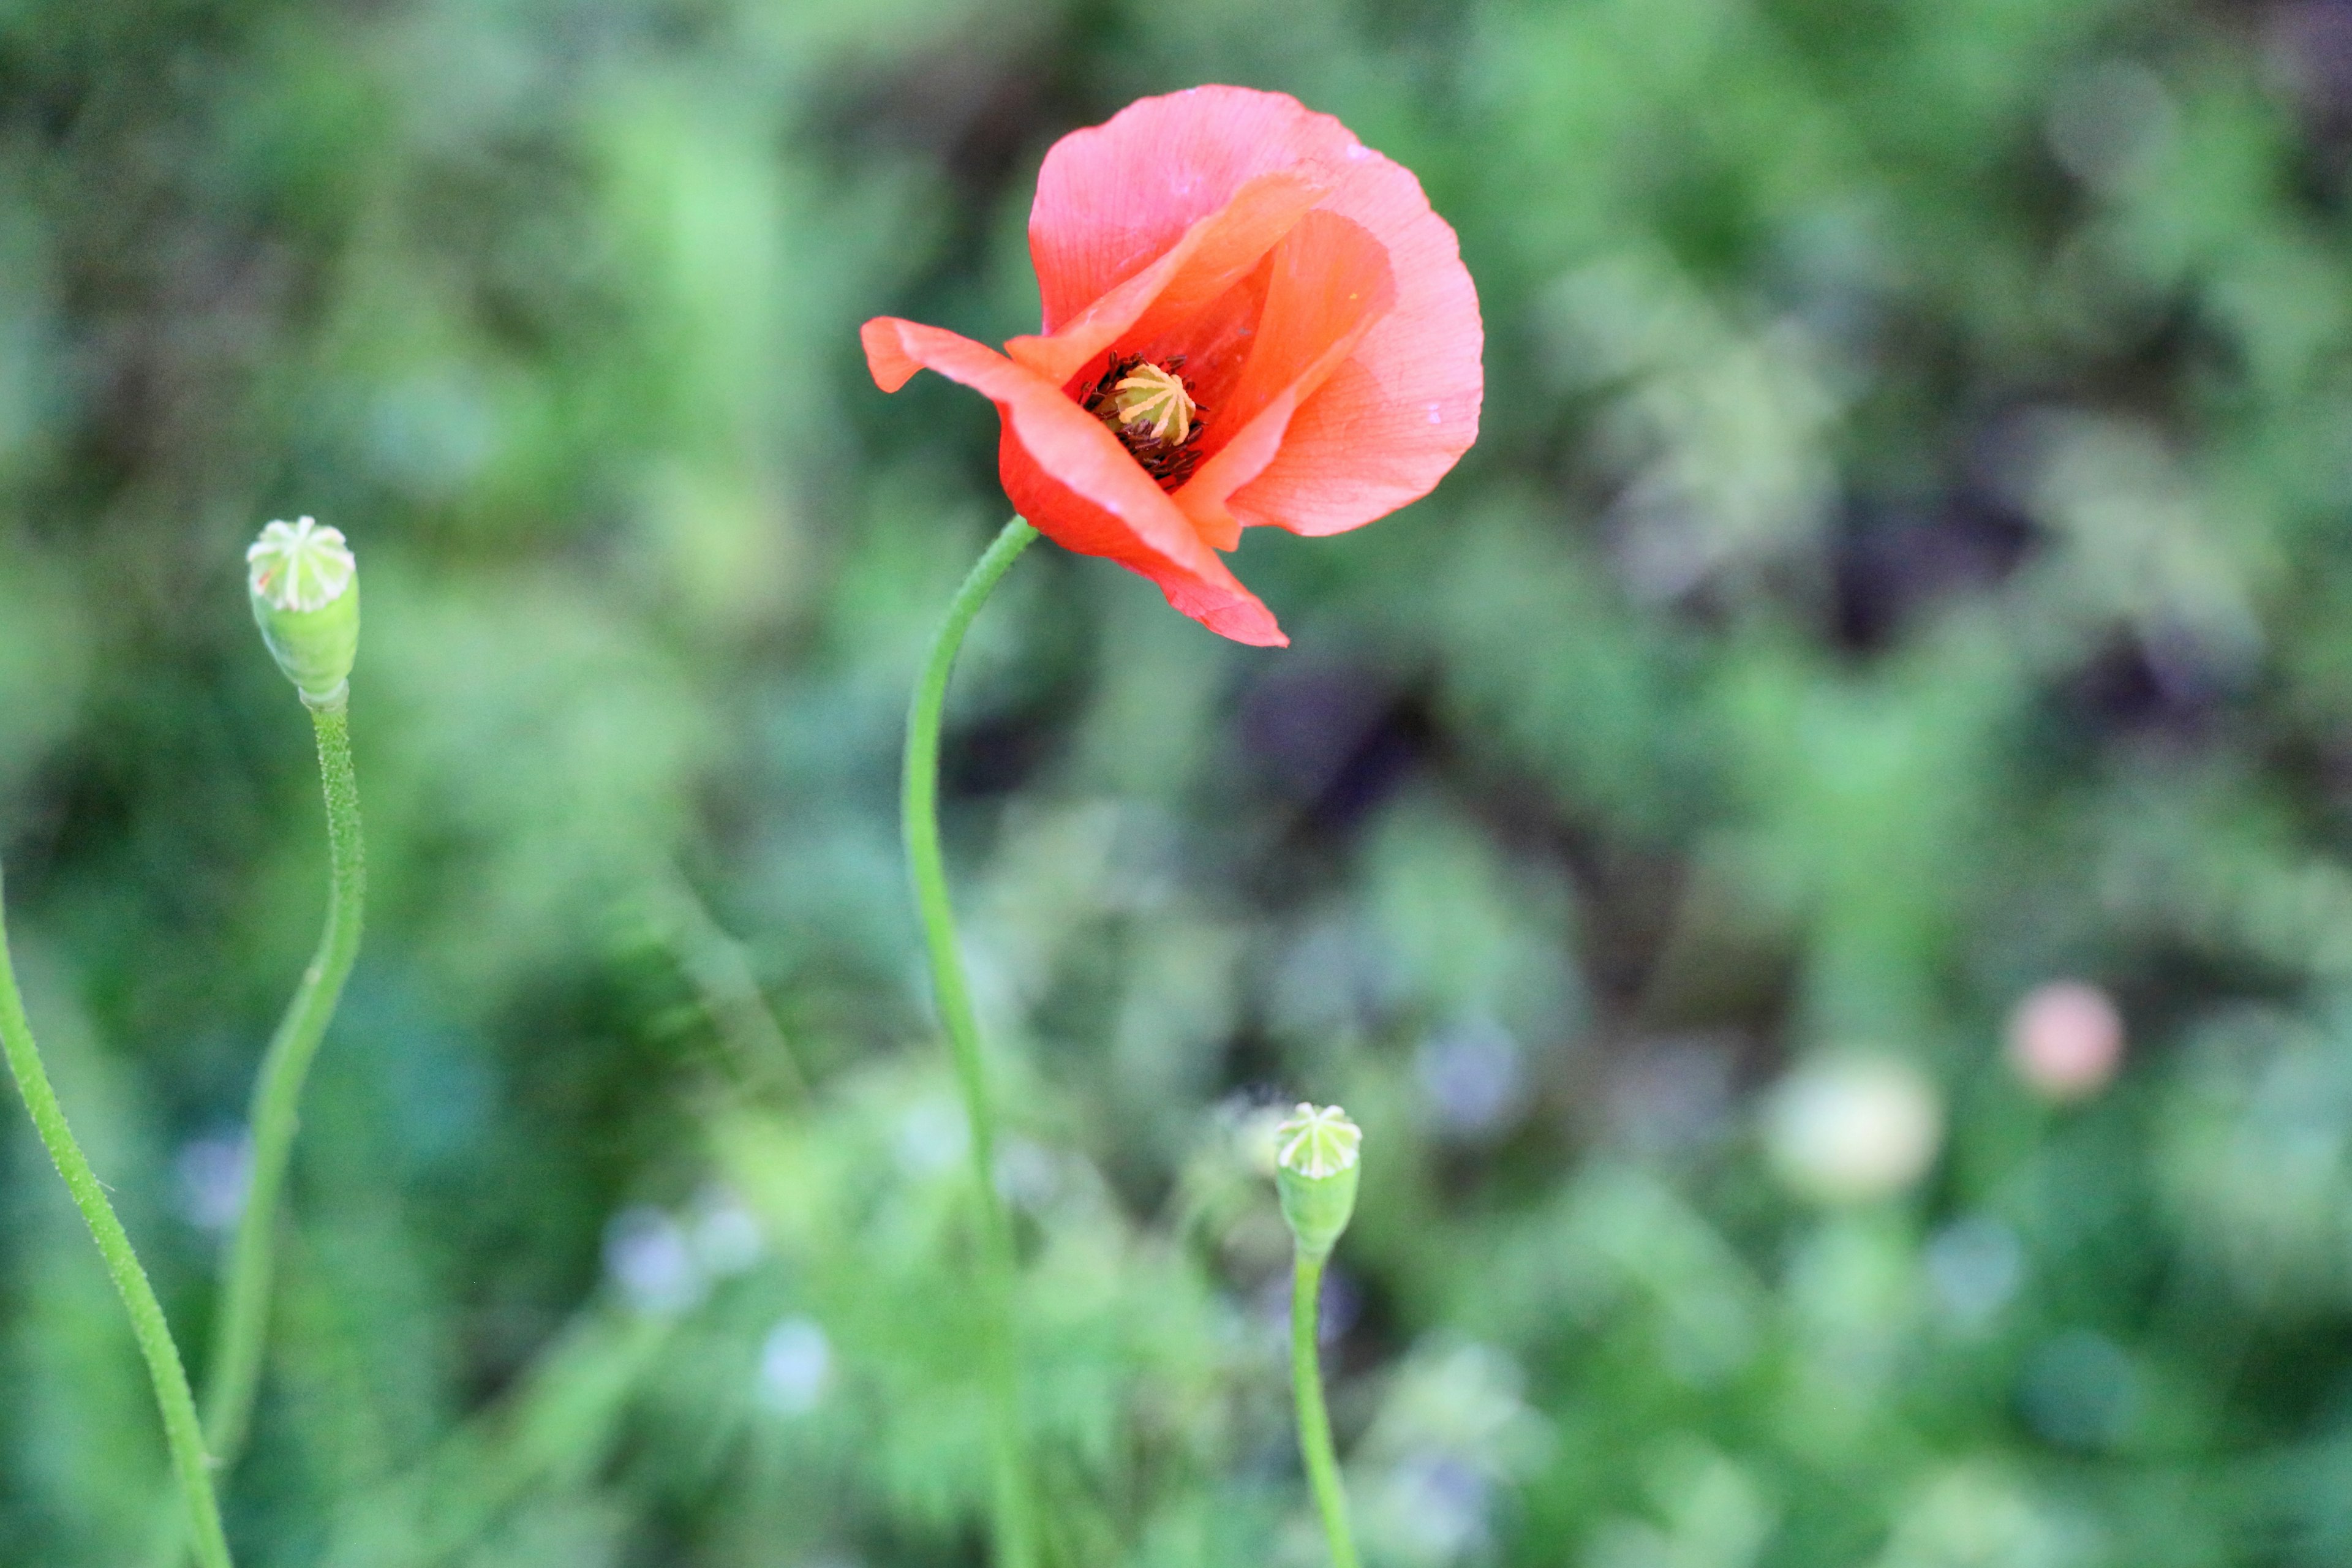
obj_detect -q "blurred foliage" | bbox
[7,0,2352,1564]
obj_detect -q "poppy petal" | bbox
[1228,145,1483,537]
[1000,441,1287,646]
[1175,211,1396,549]
[1028,86,1361,334]
[859,316,1287,647]
[1005,169,1327,392]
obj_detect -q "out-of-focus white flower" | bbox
[1763,1055,1943,1203]
[1415,1015,1525,1139]
[2006,981,2124,1102]
[604,1205,703,1315]
[175,1133,252,1234]
[758,1316,832,1415]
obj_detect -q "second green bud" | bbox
[1275,1102,1362,1259]
[247,516,359,707]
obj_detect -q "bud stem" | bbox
[209,699,366,1455]
[1292,1245,1363,1568]
[148,693,367,1568]
[902,516,1040,1568]
[0,861,238,1568]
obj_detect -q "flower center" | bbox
[1085,355,1207,490]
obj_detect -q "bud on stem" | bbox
[1278,1101,1365,1568]
[247,517,359,707]
[1275,1102,1362,1260]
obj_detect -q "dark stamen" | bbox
[1084,353,1208,491]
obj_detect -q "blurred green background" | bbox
[6,0,2352,1563]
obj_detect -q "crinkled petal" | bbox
[999,444,1286,644]
[1174,212,1395,549]
[1005,170,1325,391]
[1029,86,1360,333]
[859,316,1286,646]
[1229,145,1483,537]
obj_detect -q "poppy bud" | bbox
[246,517,359,706]
[1275,1102,1362,1259]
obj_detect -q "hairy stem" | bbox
[902,516,1039,1568]
[199,694,366,1468]
[1292,1247,1361,1568]
[0,860,237,1568]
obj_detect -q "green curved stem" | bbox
[902,516,1039,1568]
[0,861,237,1568]
[198,693,365,1471]
[1292,1247,1361,1568]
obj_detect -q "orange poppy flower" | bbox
[862,86,1484,647]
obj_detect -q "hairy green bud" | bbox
[247,517,359,706]
[1275,1102,1362,1259]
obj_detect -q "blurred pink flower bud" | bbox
[2005,981,2124,1102]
